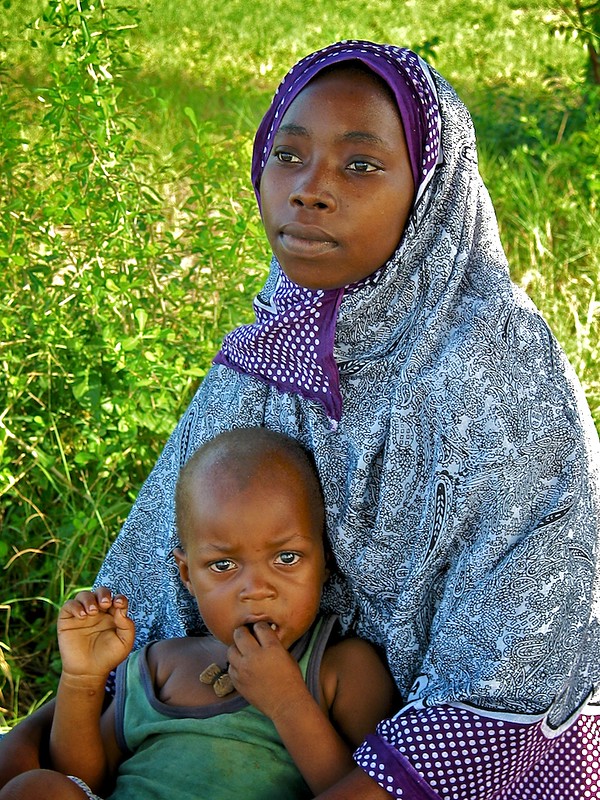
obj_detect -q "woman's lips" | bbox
[279,224,337,257]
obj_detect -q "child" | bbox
[0,427,395,800]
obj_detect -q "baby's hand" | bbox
[57,587,135,680]
[227,623,309,721]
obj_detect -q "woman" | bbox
[2,40,599,799]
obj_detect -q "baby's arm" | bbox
[50,588,134,792]
[320,636,397,744]
[227,623,396,795]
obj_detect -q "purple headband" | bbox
[251,40,441,207]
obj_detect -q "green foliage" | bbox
[1,0,599,726]
[0,0,264,722]
[544,1,600,84]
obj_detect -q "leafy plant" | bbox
[544,1,600,84]
[0,0,264,722]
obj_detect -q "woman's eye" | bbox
[275,151,301,164]
[348,160,378,173]
[209,560,236,573]
[276,552,300,566]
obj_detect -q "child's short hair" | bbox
[175,427,324,544]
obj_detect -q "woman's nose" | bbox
[289,164,337,211]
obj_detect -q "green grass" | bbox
[6,1,588,138]
[1,0,598,726]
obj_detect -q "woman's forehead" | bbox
[273,68,407,156]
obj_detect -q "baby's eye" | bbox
[209,560,236,573]
[347,160,378,173]
[276,552,300,566]
[275,150,301,164]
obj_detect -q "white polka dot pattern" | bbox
[215,269,344,422]
[354,705,600,798]
[215,261,384,423]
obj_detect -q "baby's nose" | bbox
[239,567,277,600]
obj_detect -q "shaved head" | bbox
[175,428,324,546]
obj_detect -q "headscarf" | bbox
[214,41,442,424]
[250,41,441,203]
[96,40,600,793]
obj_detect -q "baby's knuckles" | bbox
[58,598,134,679]
[229,639,307,719]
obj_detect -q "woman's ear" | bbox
[173,546,194,596]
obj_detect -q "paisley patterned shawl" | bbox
[96,41,600,798]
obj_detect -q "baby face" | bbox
[259,67,414,290]
[175,454,328,650]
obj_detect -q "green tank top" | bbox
[107,615,336,800]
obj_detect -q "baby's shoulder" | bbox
[319,636,398,739]
[321,636,395,700]
[321,635,388,676]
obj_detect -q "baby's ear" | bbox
[173,546,193,595]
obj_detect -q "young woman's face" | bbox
[259,68,415,290]
[174,457,328,649]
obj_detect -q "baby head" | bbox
[174,427,328,648]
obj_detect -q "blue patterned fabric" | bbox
[95,40,600,796]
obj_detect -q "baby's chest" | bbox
[151,639,235,707]
[158,671,232,706]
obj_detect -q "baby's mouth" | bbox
[244,621,278,637]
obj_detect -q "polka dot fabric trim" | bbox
[354,705,600,798]
[214,263,387,423]
[215,270,344,422]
